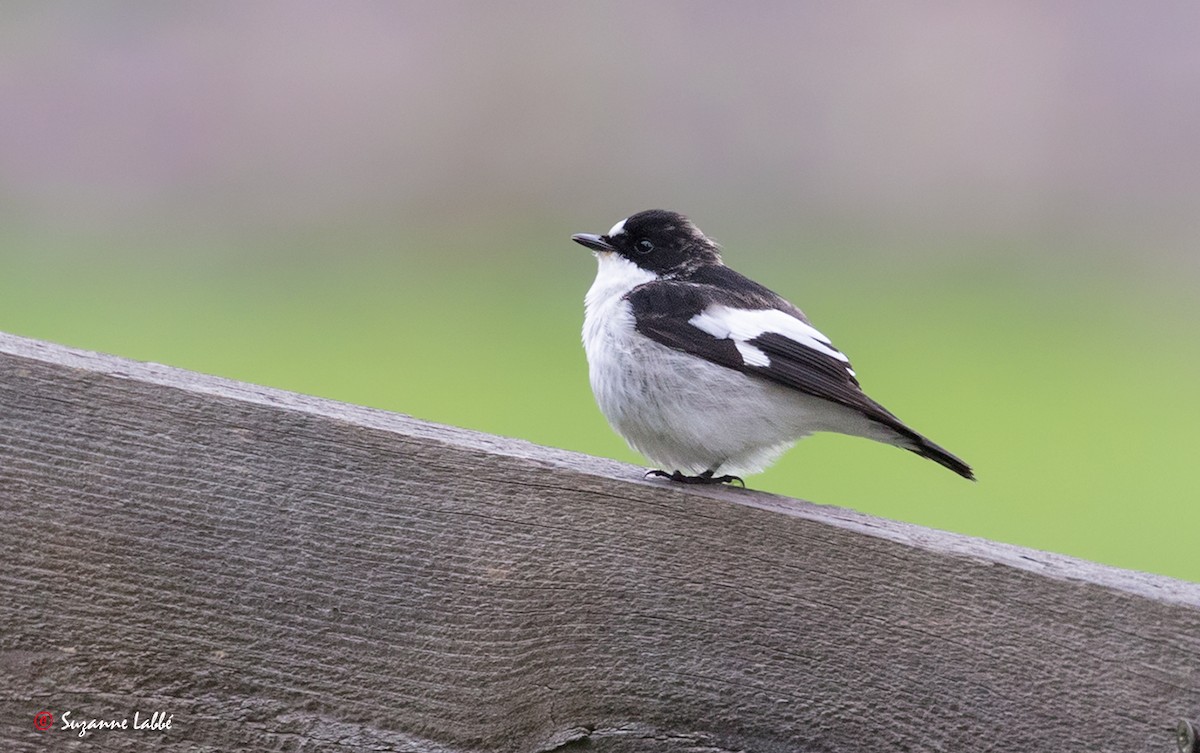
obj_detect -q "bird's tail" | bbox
[900,430,975,481]
[862,401,975,480]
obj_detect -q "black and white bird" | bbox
[571,209,973,486]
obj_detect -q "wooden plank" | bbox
[0,330,1197,752]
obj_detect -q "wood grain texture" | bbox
[0,330,1197,753]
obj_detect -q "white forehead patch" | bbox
[607,218,628,237]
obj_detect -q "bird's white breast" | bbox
[582,253,658,435]
[581,253,864,476]
[583,252,657,322]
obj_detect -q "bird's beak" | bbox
[571,233,616,253]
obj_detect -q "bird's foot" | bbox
[709,474,746,487]
[644,469,745,488]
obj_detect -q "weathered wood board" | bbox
[1,331,1197,752]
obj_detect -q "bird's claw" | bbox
[644,469,745,488]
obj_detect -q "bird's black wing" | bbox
[626,267,874,416]
[626,267,975,479]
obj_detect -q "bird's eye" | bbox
[636,239,655,254]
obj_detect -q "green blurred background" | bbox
[2,3,1197,582]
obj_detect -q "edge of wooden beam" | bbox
[2,329,1197,607]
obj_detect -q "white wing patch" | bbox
[607,218,628,237]
[733,341,771,367]
[688,305,854,373]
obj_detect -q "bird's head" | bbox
[572,209,721,277]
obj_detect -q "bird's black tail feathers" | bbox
[903,432,975,481]
[865,402,975,481]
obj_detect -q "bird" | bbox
[570,209,973,487]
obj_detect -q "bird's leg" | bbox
[644,469,745,487]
